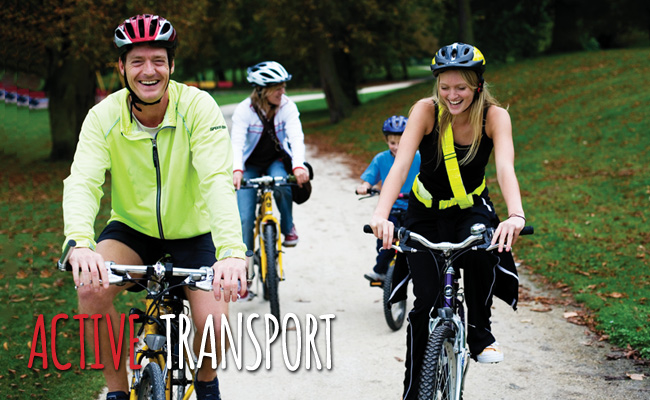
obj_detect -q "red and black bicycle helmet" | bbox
[430,42,485,76]
[114,14,177,56]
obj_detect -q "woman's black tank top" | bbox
[418,103,493,200]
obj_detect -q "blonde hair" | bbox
[426,70,500,166]
[250,84,282,119]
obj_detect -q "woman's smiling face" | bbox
[438,70,474,115]
[266,83,286,106]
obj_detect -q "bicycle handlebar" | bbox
[355,188,410,200]
[363,224,534,253]
[57,240,253,292]
[240,175,296,189]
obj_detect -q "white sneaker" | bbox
[477,342,504,363]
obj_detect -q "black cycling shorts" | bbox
[97,221,216,294]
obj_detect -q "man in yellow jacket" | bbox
[62,14,246,400]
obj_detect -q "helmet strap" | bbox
[122,71,168,123]
[474,75,484,100]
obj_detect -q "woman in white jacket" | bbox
[231,61,310,249]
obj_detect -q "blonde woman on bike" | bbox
[369,43,526,400]
[62,14,247,400]
[231,61,310,249]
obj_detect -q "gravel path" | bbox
[218,147,649,399]
[96,146,648,400]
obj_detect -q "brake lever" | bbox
[186,266,214,292]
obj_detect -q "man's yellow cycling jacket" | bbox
[63,81,246,260]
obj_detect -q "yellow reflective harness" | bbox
[412,106,486,209]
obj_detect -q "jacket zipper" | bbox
[152,138,165,239]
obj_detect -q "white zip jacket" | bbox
[230,95,306,172]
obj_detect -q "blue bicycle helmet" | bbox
[430,42,485,76]
[382,115,408,135]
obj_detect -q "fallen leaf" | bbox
[9,297,26,303]
[2,342,7,351]
[608,292,625,299]
[531,307,552,312]
[563,311,578,319]
[394,356,404,362]
[627,373,645,381]
[40,269,53,278]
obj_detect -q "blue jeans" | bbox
[237,160,293,251]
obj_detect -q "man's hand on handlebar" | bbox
[69,248,110,290]
[212,257,248,303]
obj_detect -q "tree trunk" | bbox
[48,55,96,161]
[384,61,395,81]
[457,0,475,44]
[315,38,354,123]
[334,50,360,106]
[549,0,583,52]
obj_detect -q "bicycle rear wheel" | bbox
[417,325,458,400]
[383,261,406,331]
[263,223,281,321]
[138,362,165,400]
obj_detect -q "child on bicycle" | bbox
[356,115,421,283]
[369,43,526,400]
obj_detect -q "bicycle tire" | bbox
[417,325,458,400]
[138,362,165,400]
[383,262,406,331]
[263,223,281,321]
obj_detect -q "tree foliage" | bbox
[250,0,441,122]
[2,0,210,160]
[3,0,649,160]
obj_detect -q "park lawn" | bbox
[1,49,648,399]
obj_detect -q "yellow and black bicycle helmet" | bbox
[431,42,485,76]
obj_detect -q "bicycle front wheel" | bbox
[263,223,281,321]
[417,325,458,400]
[383,262,406,331]
[138,362,165,400]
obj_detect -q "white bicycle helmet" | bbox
[246,61,292,87]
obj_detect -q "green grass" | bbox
[1,51,649,398]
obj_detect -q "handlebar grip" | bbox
[521,226,534,235]
[57,239,76,272]
[363,224,402,239]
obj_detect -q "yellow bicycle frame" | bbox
[254,189,284,283]
[129,298,196,400]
